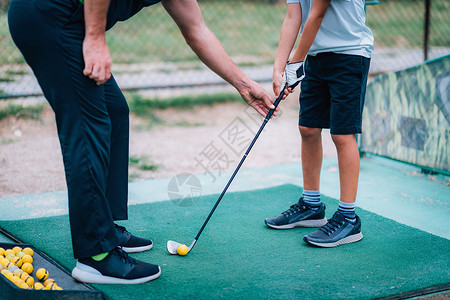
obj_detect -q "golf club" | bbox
[167,89,286,255]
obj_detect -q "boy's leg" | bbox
[264,56,329,230]
[331,134,359,204]
[264,125,327,229]
[303,53,370,247]
[299,126,322,191]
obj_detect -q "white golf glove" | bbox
[280,61,305,93]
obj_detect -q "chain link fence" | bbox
[0,0,449,99]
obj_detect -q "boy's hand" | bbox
[281,61,305,93]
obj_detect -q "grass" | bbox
[104,1,285,64]
[127,92,243,117]
[2,0,447,65]
[1,138,14,144]
[0,1,449,99]
[127,92,242,129]
[129,155,158,171]
[366,0,450,48]
[0,103,44,121]
[172,121,205,127]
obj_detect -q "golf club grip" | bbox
[193,91,285,243]
[265,90,285,120]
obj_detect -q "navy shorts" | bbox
[298,52,371,135]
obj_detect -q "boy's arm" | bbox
[273,3,302,97]
[290,0,330,62]
[82,0,112,85]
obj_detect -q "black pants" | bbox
[8,0,130,259]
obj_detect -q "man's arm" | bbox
[161,0,277,116]
[83,0,112,85]
[290,0,330,62]
[273,3,302,97]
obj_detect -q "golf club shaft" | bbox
[192,91,285,246]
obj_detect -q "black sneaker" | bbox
[303,211,363,247]
[115,224,153,253]
[72,247,161,284]
[265,198,327,229]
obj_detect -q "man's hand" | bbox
[83,36,111,85]
[280,61,305,93]
[82,0,111,85]
[239,80,279,117]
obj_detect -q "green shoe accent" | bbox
[92,252,108,261]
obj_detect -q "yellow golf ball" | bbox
[1,269,11,276]
[21,262,34,274]
[24,275,35,287]
[177,244,189,256]
[5,254,15,261]
[4,271,14,281]
[47,283,59,290]
[13,268,24,277]
[36,268,49,281]
[11,257,23,267]
[20,272,29,280]
[12,246,22,255]
[44,278,55,287]
[33,282,45,290]
[21,254,33,264]
[22,248,34,257]
[0,258,10,267]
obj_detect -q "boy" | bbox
[265,0,373,247]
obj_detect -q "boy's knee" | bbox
[299,126,321,139]
[331,134,356,148]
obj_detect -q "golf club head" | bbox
[167,239,196,255]
[167,240,183,255]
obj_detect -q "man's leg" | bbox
[103,78,154,253]
[104,77,130,220]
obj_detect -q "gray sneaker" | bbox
[303,211,363,247]
[265,198,327,229]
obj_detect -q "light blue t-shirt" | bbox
[287,0,374,58]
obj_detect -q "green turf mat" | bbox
[1,184,449,299]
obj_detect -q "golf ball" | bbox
[177,245,189,256]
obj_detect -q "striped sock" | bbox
[302,190,321,211]
[338,201,356,222]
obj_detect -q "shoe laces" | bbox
[112,247,134,266]
[115,224,129,234]
[282,203,306,217]
[320,216,345,235]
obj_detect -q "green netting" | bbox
[362,54,450,174]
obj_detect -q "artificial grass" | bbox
[1,184,449,299]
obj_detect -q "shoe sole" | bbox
[304,232,363,248]
[265,218,328,229]
[121,243,153,253]
[72,265,161,284]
